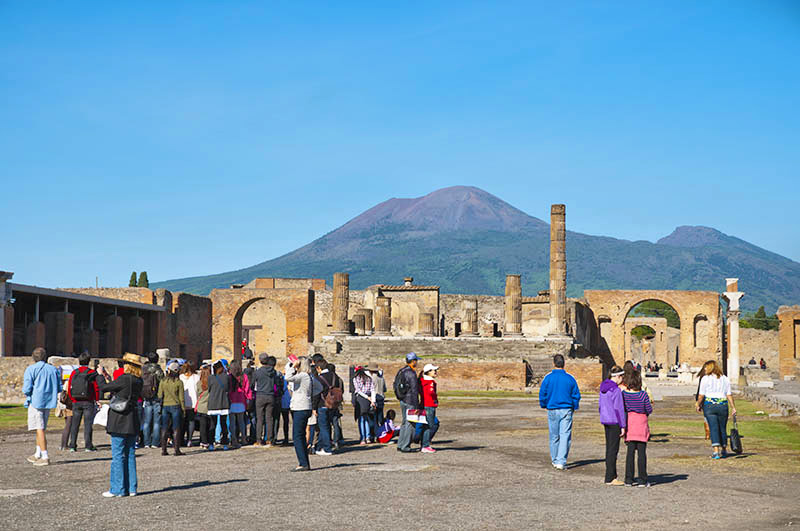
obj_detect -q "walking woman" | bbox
[353,366,376,444]
[286,356,313,472]
[228,360,251,449]
[598,365,626,485]
[207,360,231,451]
[158,362,185,456]
[695,359,736,459]
[98,353,144,497]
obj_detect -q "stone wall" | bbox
[440,294,504,337]
[63,287,156,305]
[0,356,121,404]
[739,328,779,377]
[361,286,439,337]
[776,306,800,379]
[172,292,212,364]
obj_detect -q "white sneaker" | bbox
[128,493,137,497]
[316,449,333,456]
[553,463,565,470]
[102,491,121,498]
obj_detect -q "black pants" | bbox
[196,413,211,445]
[274,408,290,442]
[255,395,275,443]
[625,441,647,484]
[604,425,621,483]
[69,401,95,449]
[183,410,196,444]
[61,415,73,449]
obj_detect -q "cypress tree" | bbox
[129,271,137,287]
[138,271,149,288]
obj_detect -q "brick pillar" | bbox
[504,275,523,337]
[106,315,123,357]
[353,313,366,335]
[26,322,45,354]
[361,309,374,335]
[1,305,12,356]
[80,329,100,357]
[417,313,435,337]
[332,272,350,335]
[462,299,479,336]
[549,204,568,335]
[127,316,145,354]
[375,296,392,336]
[45,312,74,356]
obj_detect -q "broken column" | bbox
[461,299,479,336]
[45,311,74,356]
[360,309,374,335]
[504,274,523,337]
[332,272,350,335]
[417,313,435,337]
[353,313,366,336]
[375,296,392,336]
[723,278,744,385]
[106,315,123,356]
[549,204,568,335]
[127,315,145,354]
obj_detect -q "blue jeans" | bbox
[358,413,376,442]
[161,405,183,438]
[703,401,729,448]
[142,399,161,447]
[317,407,333,452]
[109,434,137,496]
[421,407,439,447]
[292,410,311,468]
[547,408,574,466]
[397,401,414,450]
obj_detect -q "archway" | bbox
[239,298,287,358]
[624,300,680,368]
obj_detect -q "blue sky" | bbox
[2,1,798,288]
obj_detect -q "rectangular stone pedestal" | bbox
[26,322,45,354]
[45,312,74,356]
[127,316,144,354]
[106,315,123,356]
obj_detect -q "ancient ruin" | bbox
[1,203,783,393]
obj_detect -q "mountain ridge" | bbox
[152,187,800,312]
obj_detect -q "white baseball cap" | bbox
[423,363,439,373]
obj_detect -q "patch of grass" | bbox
[439,390,533,398]
[0,404,65,433]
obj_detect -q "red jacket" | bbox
[67,366,100,402]
[421,377,438,408]
[112,367,125,380]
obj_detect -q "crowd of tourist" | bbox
[22,347,440,496]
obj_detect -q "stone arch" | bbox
[240,298,287,358]
[232,297,264,362]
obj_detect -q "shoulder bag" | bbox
[109,375,132,413]
[729,414,743,454]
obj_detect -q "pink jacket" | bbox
[228,374,252,405]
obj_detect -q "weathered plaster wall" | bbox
[63,287,156,305]
[777,306,800,379]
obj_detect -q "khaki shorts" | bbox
[28,407,50,431]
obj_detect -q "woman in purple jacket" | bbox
[598,365,626,485]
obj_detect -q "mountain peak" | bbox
[657,226,730,247]
[335,186,546,235]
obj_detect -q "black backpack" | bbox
[393,367,410,401]
[141,367,160,399]
[70,369,93,401]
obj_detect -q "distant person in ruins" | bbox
[760,358,767,370]
[394,352,422,453]
[67,351,101,452]
[748,357,757,366]
[23,347,61,466]
[538,354,581,470]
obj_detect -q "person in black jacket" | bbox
[98,353,144,497]
[395,352,421,453]
[253,354,280,447]
[207,360,231,450]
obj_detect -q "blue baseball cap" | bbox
[405,352,420,362]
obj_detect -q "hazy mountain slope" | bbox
[153,187,800,312]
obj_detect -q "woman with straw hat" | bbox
[98,353,144,497]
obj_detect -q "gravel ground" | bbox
[1,397,798,531]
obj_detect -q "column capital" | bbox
[727,309,741,320]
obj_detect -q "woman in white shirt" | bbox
[179,363,200,447]
[695,360,737,459]
[285,357,313,472]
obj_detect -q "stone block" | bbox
[25,322,45,354]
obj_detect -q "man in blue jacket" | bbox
[538,354,581,470]
[23,347,62,466]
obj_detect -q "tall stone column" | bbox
[374,296,392,336]
[0,271,12,357]
[26,322,45,354]
[353,313,366,335]
[504,275,523,337]
[332,272,350,335]
[106,315,123,357]
[127,316,145,354]
[549,204,568,335]
[417,313,435,337]
[462,299,479,336]
[360,309,374,335]
[45,312,74,356]
[724,278,744,385]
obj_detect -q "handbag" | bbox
[729,414,743,454]
[109,376,132,413]
[94,404,110,426]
